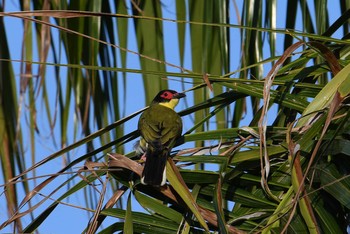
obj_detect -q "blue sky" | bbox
[0,0,344,233]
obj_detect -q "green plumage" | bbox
[139,104,182,148]
[138,90,185,186]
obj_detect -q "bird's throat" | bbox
[159,98,179,110]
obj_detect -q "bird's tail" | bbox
[141,141,169,186]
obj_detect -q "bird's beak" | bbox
[174,92,186,99]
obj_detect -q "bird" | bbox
[137,89,186,186]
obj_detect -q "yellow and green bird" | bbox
[137,90,186,186]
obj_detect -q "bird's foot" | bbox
[141,153,147,162]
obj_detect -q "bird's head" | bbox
[152,90,186,109]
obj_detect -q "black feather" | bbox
[141,141,169,186]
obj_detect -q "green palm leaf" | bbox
[1,1,350,233]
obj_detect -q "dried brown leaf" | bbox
[308,41,342,75]
[259,41,304,200]
[203,73,213,91]
[108,153,143,177]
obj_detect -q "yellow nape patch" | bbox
[159,98,179,110]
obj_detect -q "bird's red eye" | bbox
[161,91,173,99]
